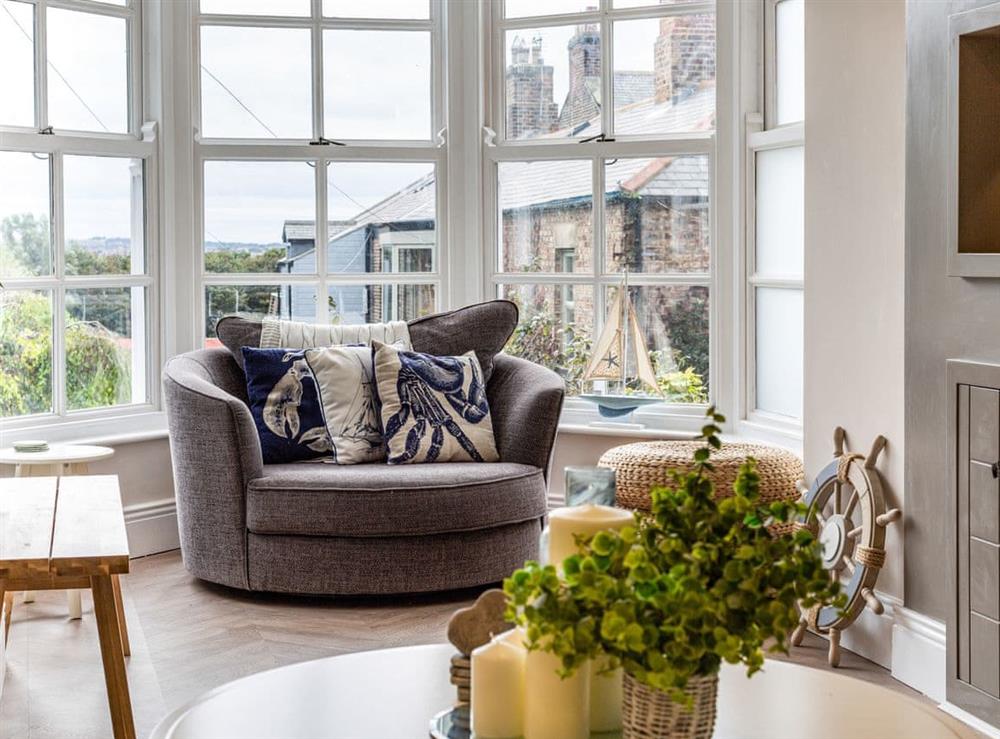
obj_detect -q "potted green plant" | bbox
[505,408,843,739]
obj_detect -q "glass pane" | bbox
[775,0,804,126]
[605,156,710,274]
[505,0,592,17]
[66,287,145,411]
[47,8,128,133]
[501,283,594,396]
[612,15,715,136]
[754,146,803,279]
[498,160,592,273]
[204,161,315,274]
[323,30,430,140]
[205,283,317,344]
[328,283,435,324]
[324,0,428,19]
[0,0,35,127]
[201,26,312,139]
[64,156,143,276]
[614,0,704,7]
[604,284,709,403]
[755,287,802,418]
[0,151,51,278]
[0,289,52,418]
[201,0,310,16]
[327,162,435,274]
[504,25,600,140]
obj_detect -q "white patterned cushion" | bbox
[372,342,500,464]
[305,345,387,465]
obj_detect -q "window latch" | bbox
[992,461,999,480]
[310,137,345,146]
[39,126,54,135]
[580,133,615,143]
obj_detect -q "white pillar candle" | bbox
[547,503,633,566]
[471,636,526,739]
[524,648,590,739]
[589,657,623,733]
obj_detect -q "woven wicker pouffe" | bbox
[599,441,803,512]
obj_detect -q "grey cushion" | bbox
[408,300,518,380]
[216,315,264,371]
[214,300,519,379]
[246,461,546,537]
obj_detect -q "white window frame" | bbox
[482,0,733,433]
[0,0,161,442]
[737,0,804,442]
[189,0,448,344]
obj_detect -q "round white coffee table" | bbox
[149,644,978,739]
[0,444,115,618]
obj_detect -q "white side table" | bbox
[0,444,115,619]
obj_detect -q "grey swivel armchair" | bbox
[162,301,564,595]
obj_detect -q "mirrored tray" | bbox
[429,707,622,739]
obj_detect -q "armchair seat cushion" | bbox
[246,462,547,538]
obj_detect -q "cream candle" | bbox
[524,648,590,739]
[471,636,526,739]
[589,657,623,733]
[547,503,633,566]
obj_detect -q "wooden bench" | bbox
[0,475,134,739]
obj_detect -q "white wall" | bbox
[803,0,906,662]
[0,438,179,557]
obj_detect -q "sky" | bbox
[0,0,711,253]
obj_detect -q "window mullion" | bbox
[592,154,606,343]
[35,0,49,130]
[600,6,613,139]
[315,158,329,323]
[311,0,324,141]
[51,150,66,415]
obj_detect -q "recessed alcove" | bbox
[958,25,1000,255]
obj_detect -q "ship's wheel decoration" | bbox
[790,427,902,667]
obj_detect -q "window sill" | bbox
[557,423,699,440]
[0,411,169,448]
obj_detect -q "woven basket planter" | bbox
[600,441,803,513]
[622,671,718,739]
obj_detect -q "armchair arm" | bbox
[162,349,262,590]
[487,353,565,481]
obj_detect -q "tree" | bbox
[1,213,51,276]
[0,291,129,417]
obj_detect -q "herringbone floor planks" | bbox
[0,550,967,739]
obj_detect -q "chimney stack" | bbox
[654,14,716,105]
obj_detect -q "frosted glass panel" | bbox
[775,0,804,125]
[755,287,802,419]
[755,146,803,279]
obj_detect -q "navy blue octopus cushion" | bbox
[371,341,499,464]
[242,347,332,464]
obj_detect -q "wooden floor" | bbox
[0,549,965,738]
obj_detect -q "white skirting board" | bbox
[124,497,180,557]
[891,605,946,703]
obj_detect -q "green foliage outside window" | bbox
[0,291,130,417]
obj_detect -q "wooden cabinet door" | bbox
[950,361,1000,724]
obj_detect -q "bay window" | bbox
[487,0,716,419]
[193,0,443,345]
[0,0,153,427]
[745,0,804,428]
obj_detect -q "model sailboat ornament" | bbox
[580,272,662,418]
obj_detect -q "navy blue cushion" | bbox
[242,347,332,464]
